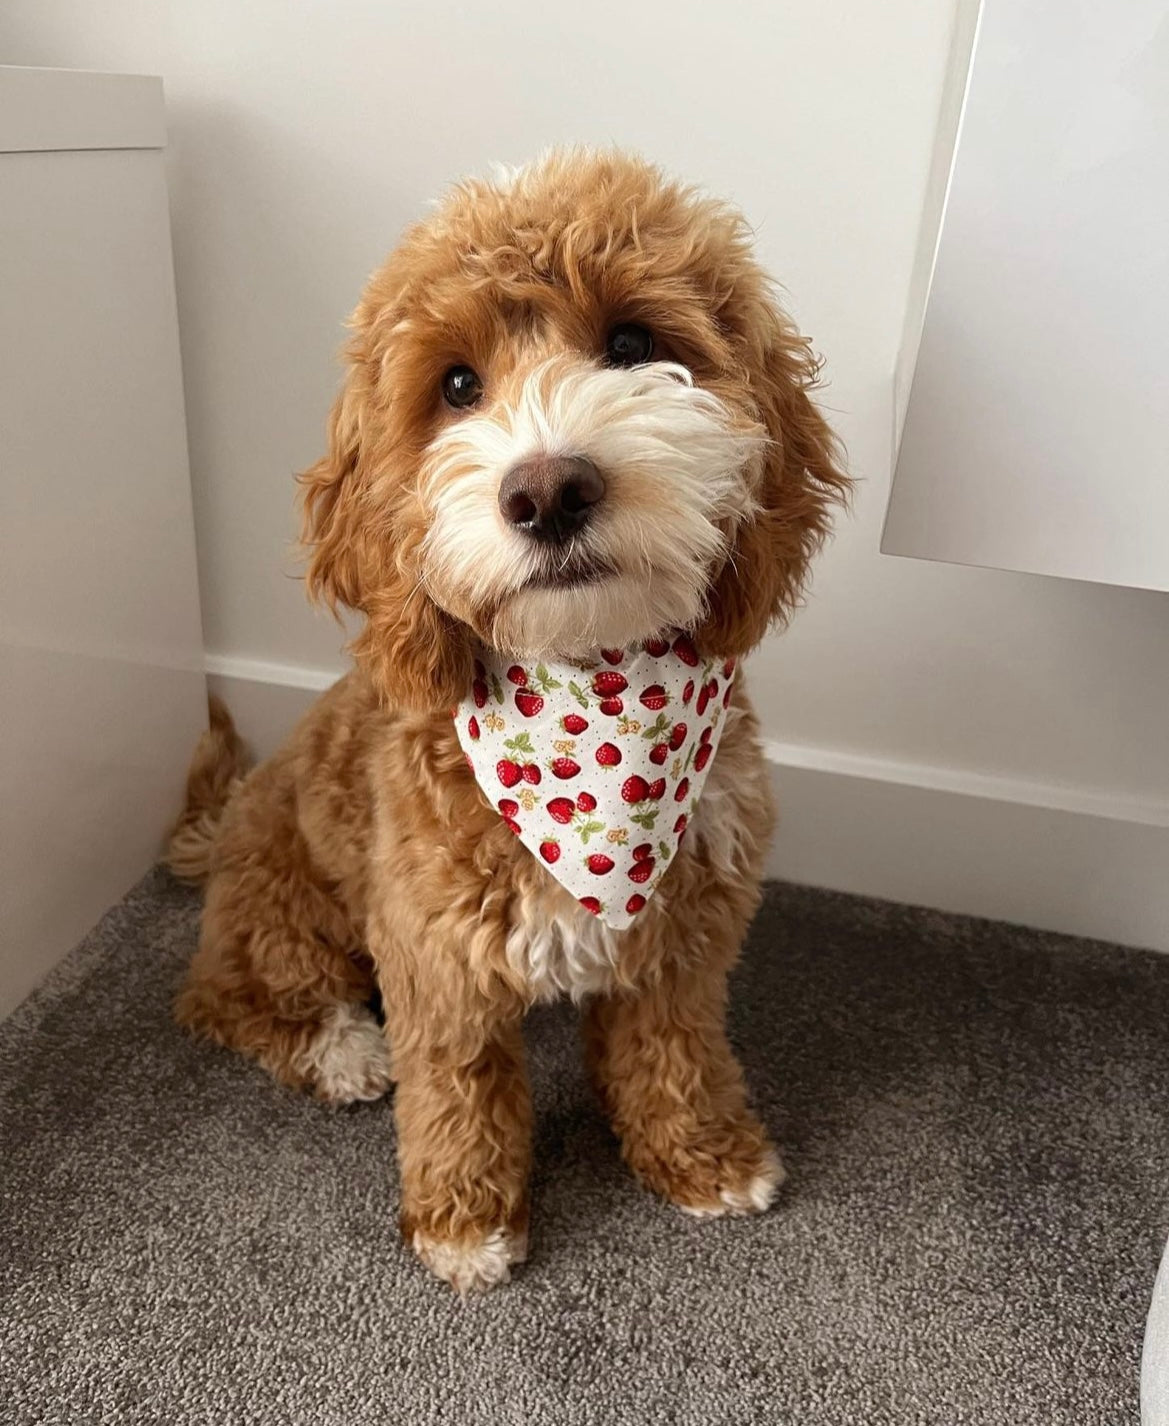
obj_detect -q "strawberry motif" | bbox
[723,683,733,708]
[672,634,699,667]
[621,775,650,804]
[592,671,628,697]
[515,690,544,718]
[457,639,736,929]
[547,797,576,824]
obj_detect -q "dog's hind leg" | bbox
[175,777,391,1104]
[178,883,390,1103]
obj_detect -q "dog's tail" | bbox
[166,695,251,885]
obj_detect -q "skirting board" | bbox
[205,657,1169,954]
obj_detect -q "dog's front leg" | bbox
[378,949,531,1293]
[584,934,782,1218]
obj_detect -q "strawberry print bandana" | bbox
[453,634,737,929]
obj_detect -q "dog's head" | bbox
[300,151,848,710]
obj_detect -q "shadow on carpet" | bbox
[1,869,1166,1425]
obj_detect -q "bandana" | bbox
[453,634,737,929]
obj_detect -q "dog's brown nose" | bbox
[498,455,605,545]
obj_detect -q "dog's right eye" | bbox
[604,322,654,368]
[442,365,484,409]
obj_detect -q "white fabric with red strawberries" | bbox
[453,634,737,929]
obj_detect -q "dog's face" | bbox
[301,151,847,709]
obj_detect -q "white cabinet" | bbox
[0,67,207,1017]
[884,0,1169,593]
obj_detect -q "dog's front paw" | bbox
[673,1146,785,1218]
[410,1224,528,1294]
[630,1125,785,1219]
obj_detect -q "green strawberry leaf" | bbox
[490,674,504,704]
[658,840,672,862]
[504,731,535,755]
[684,744,695,773]
[641,713,671,741]
[630,810,659,830]
[534,662,564,692]
[568,680,590,709]
[576,818,606,844]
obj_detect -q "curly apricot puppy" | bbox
[170,150,848,1292]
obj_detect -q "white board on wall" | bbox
[883,0,1169,593]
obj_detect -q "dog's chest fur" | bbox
[503,736,752,1001]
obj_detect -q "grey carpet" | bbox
[2,870,1166,1425]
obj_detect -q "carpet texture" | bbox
[1,869,1166,1425]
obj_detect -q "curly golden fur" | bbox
[171,150,848,1292]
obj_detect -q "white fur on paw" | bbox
[413,1226,527,1294]
[302,1003,393,1104]
[678,1150,785,1219]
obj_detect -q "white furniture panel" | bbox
[884,0,1169,592]
[0,67,207,1018]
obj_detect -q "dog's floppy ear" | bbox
[300,359,369,613]
[299,336,471,712]
[697,290,850,658]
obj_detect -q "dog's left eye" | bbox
[604,323,654,368]
[442,365,484,409]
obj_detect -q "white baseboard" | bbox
[204,655,1169,954]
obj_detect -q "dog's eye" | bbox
[442,365,484,409]
[604,323,654,368]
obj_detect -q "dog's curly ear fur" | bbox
[299,338,472,712]
[697,289,850,658]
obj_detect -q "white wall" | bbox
[5,1,1167,948]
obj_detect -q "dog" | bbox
[168,149,848,1292]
